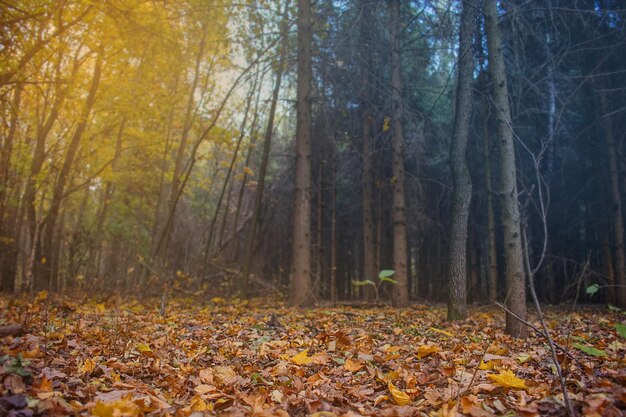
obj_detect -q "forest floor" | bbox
[0,294,624,417]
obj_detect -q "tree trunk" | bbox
[291,0,313,307]
[359,0,377,302]
[389,0,409,307]
[484,0,527,338]
[447,0,477,321]
[205,84,254,259]
[599,86,626,307]
[242,0,290,298]
[481,78,499,303]
[0,85,22,292]
[36,49,103,291]
[330,151,338,303]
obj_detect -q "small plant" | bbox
[353,270,396,304]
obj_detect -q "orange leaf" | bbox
[417,344,441,359]
[344,358,363,372]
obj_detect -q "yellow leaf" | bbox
[344,358,363,372]
[190,396,211,412]
[35,290,48,303]
[478,360,494,370]
[137,343,154,358]
[487,369,527,390]
[516,354,532,364]
[91,398,140,417]
[79,358,97,374]
[96,303,106,314]
[388,383,411,406]
[417,344,441,359]
[291,349,313,365]
[383,117,391,132]
[429,327,454,337]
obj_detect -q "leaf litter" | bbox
[0,295,624,416]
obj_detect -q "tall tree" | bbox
[242,0,291,298]
[389,0,409,307]
[484,0,527,338]
[291,0,313,307]
[599,83,626,308]
[359,0,377,301]
[447,0,478,321]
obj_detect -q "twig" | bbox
[495,302,583,367]
[459,340,494,399]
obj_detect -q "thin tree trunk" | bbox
[291,0,313,307]
[484,0,527,338]
[36,49,102,291]
[359,0,377,302]
[242,0,291,298]
[389,0,409,307]
[330,151,337,303]
[315,162,323,296]
[0,85,22,292]
[481,79,499,303]
[205,84,255,259]
[599,85,626,307]
[602,222,616,305]
[447,0,477,320]
[94,118,126,280]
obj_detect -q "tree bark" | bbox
[0,85,22,292]
[447,0,477,321]
[389,0,409,307]
[599,85,626,307]
[481,77,499,303]
[359,0,377,302]
[291,0,313,307]
[484,0,527,338]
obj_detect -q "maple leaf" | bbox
[291,349,313,365]
[344,358,363,372]
[487,369,527,390]
[417,344,441,359]
[79,358,97,374]
[388,382,411,405]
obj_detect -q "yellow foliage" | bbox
[291,349,313,365]
[417,344,441,359]
[487,369,527,390]
[388,383,411,405]
[91,398,140,417]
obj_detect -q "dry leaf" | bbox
[291,349,313,365]
[344,358,363,372]
[388,383,411,406]
[487,369,527,390]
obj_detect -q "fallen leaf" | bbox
[344,358,363,372]
[91,397,140,417]
[388,383,411,405]
[487,369,527,390]
[291,349,313,365]
[417,344,441,359]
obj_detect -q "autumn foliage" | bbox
[1,295,625,416]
